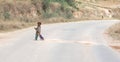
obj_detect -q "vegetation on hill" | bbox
[0,0,77,21]
[107,22,120,40]
[0,0,120,32]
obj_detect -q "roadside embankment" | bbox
[105,21,120,53]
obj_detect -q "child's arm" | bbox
[34,27,37,30]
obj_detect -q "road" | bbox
[0,20,120,62]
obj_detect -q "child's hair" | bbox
[37,22,41,25]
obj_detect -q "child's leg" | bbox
[39,34,44,40]
[35,33,38,40]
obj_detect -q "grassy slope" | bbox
[107,22,120,40]
[0,0,79,32]
[106,22,120,52]
[0,0,120,32]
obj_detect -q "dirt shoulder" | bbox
[105,22,120,53]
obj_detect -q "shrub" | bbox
[40,0,76,19]
[3,11,10,20]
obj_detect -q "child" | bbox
[34,22,44,40]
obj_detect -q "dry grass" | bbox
[106,22,120,53]
[0,0,120,32]
[0,19,35,32]
[107,22,120,40]
[0,0,31,3]
[96,0,120,7]
[0,18,78,32]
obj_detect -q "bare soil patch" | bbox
[111,46,120,52]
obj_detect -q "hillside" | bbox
[1,0,120,20]
[0,0,120,32]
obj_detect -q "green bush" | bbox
[40,0,76,19]
[3,11,10,20]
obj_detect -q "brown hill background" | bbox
[0,0,120,32]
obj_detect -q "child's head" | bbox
[37,22,41,26]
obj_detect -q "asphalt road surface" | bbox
[0,20,120,62]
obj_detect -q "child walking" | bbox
[34,22,44,40]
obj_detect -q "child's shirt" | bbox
[36,26,41,33]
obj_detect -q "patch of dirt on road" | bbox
[83,43,92,45]
[111,46,120,52]
[76,41,98,46]
[0,34,11,44]
[0,34,10,39]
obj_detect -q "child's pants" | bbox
[35,33,44,40]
